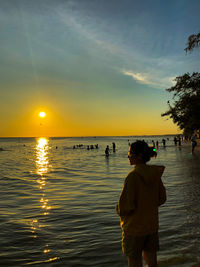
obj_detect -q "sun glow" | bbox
[39,111,46,118]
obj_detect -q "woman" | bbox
[116,141,166,267]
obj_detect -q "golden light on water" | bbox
[36,137,49,176]
[35,137,51,215]
[32,136,52,256]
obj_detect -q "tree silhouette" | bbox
[162,32,200,135]
[185,32,200,52]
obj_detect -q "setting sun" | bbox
[39,112,46,118]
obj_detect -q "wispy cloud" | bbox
[121,69,175,89]
[121,70,149,84]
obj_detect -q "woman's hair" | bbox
[129,140,157,163]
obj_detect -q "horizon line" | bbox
[0,133,182,138]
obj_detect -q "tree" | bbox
[162,32,200,135]
[185,32,200,52]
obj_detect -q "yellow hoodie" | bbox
[116,164,166,236]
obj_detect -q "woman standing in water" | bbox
[116,141,166,267]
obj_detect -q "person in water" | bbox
[116,140,166,267]
[162,139,166,148]
[105,145,110,156]
[191,134,197,153]
[112,142,116,152]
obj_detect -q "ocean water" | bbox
[0,136,200,267]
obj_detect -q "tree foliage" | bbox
[162,73,200,134]
[185,32,200,52]
[162,32,200,135]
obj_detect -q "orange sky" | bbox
[0,101,180,137]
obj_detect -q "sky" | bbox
[1,0,200,137]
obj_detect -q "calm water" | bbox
[0,136,200,267]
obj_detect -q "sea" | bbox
[0,136,200,267]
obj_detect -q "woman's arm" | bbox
[116,173,136,216]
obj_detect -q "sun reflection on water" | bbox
[36,137,49,176]
[35,137,51,214]
[33,137,53,256]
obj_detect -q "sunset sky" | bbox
[1,0,200,137]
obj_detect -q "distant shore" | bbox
[0,134,183,139]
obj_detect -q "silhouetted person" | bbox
[105,145,110,157]
[178,136,181,146]
[112,142,116,152]
[116,141,166,267]
[174,137,177,146]
[162,139,166,147]
[95,144,99,149]
[191,134,197,153]
[152,140,155,148]
[156,141,159,148]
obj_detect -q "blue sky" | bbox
[1,0,200,136]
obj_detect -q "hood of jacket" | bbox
[133,164,165,185]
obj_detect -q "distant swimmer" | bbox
[174,137,177,146]
[112,142,116,152]
[162,139,166,147]
[152,140,155,148]
[191,134,197,153]
[105,145,110,157]
[178,135,181,146]
[156,141,159,148]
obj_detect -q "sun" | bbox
[39,111,46,118]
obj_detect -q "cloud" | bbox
[121,70,149,84]
[121,69,175,89]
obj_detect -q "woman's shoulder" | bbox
[126,169,141,180]
[148,164,165,174]
[134,164,165,179]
